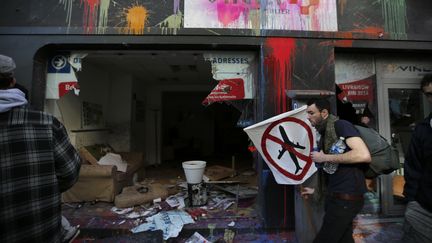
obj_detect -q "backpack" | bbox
[354,125,400,178]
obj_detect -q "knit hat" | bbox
[0,54,16,74]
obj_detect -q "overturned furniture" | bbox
[62,149,144,203]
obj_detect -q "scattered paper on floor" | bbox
[131,210,195,240]
[185,232,210,243]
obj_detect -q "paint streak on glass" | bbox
[174,0,181,14]
[338,0,347,16]
[124,5,148,34]
[82,0,101,34]
[264,38,296,113]
[380,0,407,39]
[97,0,110,34]
[59,0,73,29]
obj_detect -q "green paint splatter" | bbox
[248,9,261,36]
[380,0,407,40]
[157,12,183,35]
[97,0,110,34]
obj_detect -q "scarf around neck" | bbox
[0,88,28,113]
[322,114,339,153]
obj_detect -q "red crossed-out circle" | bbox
[261,117,314,181]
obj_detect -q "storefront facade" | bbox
[1,1,432,240]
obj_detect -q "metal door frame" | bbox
[377,80,425,215]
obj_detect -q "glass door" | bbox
[379,83,429,215]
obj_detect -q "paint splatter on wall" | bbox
[82,0,100,34]
[338,0,348,16]
[184,0,337,32]
[59,0,73,29]
[97,0,111,34]
[157,12,182,35]
[122,5,149,34]
[174,0,181,14]
[264,38,296,113]
[379,0,407,39]
[59,0,111,34]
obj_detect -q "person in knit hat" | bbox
[0,54,81,243]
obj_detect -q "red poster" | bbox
[58,81,79,97]
[337,77,373,104]
[202,78,245,105]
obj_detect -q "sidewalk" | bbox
[353,214,404,243]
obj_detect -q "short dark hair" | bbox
[307,98,331,113]
[0,73,14,89]
[421,73,432,91]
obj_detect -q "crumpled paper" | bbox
[131,210,194,240]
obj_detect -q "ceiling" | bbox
[82,51,214,85]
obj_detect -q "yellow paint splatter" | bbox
[124,5,148,35]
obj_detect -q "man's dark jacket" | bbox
[404,112,432,212]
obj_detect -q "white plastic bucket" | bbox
[182,160,206,184]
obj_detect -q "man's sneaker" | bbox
[62,225,80,243]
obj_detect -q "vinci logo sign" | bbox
[380,61,432,79]
[46,53,84,99]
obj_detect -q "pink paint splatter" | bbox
[81,0,100,33]
[264,38,296,113]
[174,0,180,14]
[215,0,260,27]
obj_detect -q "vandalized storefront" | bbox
[1,0,432,241]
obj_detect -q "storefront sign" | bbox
[46,52,86,99]
[202,52,255,105]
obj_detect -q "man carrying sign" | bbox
[302,98,371,243]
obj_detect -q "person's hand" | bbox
[301,186,315,200]
[311,150,327,163]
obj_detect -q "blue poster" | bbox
[47,54,70,73]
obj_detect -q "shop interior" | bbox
[45,51,259,236]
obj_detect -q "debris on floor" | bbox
[62,162,261,242]
[131,210,195,240]
[114,183,169,208]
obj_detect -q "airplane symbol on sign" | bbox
[277,125,305,174]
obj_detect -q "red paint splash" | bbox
[334,40,353,47]
[352,26,384,36]
[264,38,296,113]
[82,0,100,33]
[319,40,353,47]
